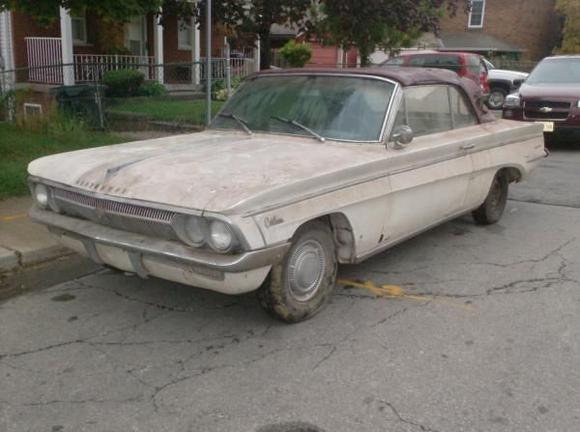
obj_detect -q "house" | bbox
[0,7,259,92]
[438,0,561,61]
[270,24,358,69]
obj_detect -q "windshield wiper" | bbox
[218,113,252,135]
[271,116,326,142]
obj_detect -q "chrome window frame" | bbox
[387,83,480,142]
[211,72,401,145]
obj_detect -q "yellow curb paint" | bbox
[0,213,27,222]
[337,278,474,312]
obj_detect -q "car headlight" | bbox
[34,184,49,208]
[172,215,239,253]
[577,100,580,108]
[504,93,522,108]
[172,215,208,247]
[208,220,235,253]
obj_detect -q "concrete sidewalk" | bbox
[0,197,70,273]
[0,197,100,299]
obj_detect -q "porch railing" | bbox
[25,37,63,84]
[74,54,156,82]
[24,36,255,85]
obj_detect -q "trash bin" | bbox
[51,84,106,129]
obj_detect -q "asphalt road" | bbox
[1,146,580,432]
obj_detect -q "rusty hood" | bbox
[28,131,385,214]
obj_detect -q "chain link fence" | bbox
[0,58,252,132]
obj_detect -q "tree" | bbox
[309,0,466,66]
[555,0,580,54]
[200,0,312,70]
[0,0,164,25]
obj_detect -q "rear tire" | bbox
[472,172,509,225]
[257,221,337,323]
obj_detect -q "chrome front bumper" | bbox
[30,207,290,294]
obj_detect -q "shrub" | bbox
[279,40,312,68]
[103,69,145,97]
[210,76,244,101]
[138,81,167,97]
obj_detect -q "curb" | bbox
[0,244,72,275]
[0,254,100,301]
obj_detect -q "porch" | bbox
[20,8,258,88]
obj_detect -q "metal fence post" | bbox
[206,0,212,126]
[225,38,232,98]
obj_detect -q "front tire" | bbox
[487,88,508,110]
[472,172,509,225]
[257,221,337,323]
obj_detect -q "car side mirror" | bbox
[512,78,525,89]
[390,125,414,149]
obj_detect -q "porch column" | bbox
[153,13,164,84]
[337,46,344,69]
[253,36,261,72]
[192,16,201,86]
[59,7,75,85]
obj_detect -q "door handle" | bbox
[461,143,476,150]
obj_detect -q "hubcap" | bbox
[488,91,505,109]
[287,239,326,302]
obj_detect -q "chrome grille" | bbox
[524,100,571,121]
[52,188,178,240]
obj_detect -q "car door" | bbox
[382,84,480,244]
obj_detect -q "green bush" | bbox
[138,81,167,97]
[279,40,312,68]
[103,69,145,97]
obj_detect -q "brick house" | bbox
[271,24,358,69]
[438,0,561,61]
[0,7,259,91]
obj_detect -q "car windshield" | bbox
[526,58,580,84]
[211,75,396,142]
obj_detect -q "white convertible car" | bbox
[28,68,546,322]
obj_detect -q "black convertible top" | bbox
[253,66,496,124]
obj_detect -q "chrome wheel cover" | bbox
[488,91,505,109]
[287,239,327,302]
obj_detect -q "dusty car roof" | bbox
[256,66,462,87]
[253,67,496,124]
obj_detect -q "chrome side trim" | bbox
[243,128,541,217]
[31,207,289,272]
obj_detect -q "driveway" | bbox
[1,148,580,432]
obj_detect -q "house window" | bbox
[71,13,87,44]
[468,0,485,28]
[178,19,193,50]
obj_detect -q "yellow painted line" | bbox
[338,278,474,312]
[0,213,27,222]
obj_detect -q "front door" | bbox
[383,85,479,243]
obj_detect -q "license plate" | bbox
[536,121,554,133]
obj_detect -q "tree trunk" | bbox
[260,31,272,70]
[359,43,372,67]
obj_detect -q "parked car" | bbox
[482,58,529,109]
[503,55,580,144]
[28,68,545,322]
[382,51,491,94]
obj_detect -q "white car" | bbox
[28,68,546,322]
[483,59,529,109]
